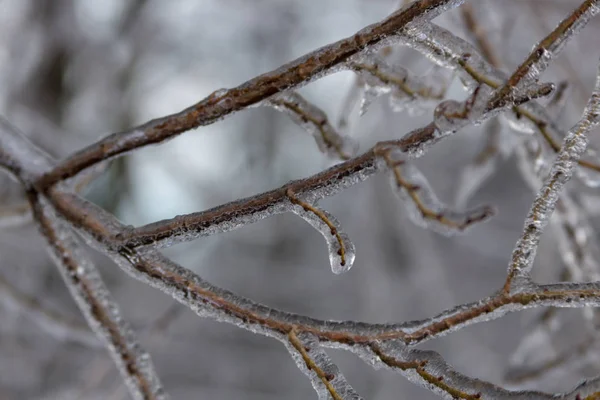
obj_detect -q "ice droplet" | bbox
[287,194,356,274]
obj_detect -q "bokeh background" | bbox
[1,0,600,399]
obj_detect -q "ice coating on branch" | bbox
[286,332,363,400]
[34,197,168,400]
[268,92,358,160]
[349,57,447,116]
[507,62,600,284]
[286,193,355,274]
[400,23,505,91]
[382,152,495,236]
[434,84,495,135]
[516,1,600,91]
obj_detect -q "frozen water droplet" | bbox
[287,195,355,274]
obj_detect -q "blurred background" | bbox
[1,0,600,398]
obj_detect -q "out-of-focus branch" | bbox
[0,119,168,400]
[0,272,97,346]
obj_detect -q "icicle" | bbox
[286,190,355,274]
[380,150,495,235]
[268,92,358,161]
[400,23,505,92]
[286,331,364,400]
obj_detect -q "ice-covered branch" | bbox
[286,330,363,400]
[3,2,600,397]
[401,22,600,176]
[28,195,168,400]
[488,0,600,110]
[266,92,357,160]
[35,0,465,190]
[40,188,600,348]
[109,128,495,253]
[21,162,600,400]
[504,61,600,293]
[378,146,495,235]
[369,341,600,399]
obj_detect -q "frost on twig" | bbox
[377,146,495,235]
[267,92,358,160]
[286,330,363,400]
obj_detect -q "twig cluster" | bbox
[2,0,600,398]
